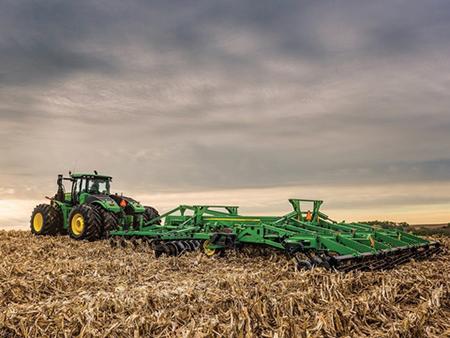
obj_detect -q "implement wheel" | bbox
[203,240,217,257]
[30,204,63,236]
[68,205,102,241]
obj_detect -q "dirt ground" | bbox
[0,230,449,337]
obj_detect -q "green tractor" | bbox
[30,172,159,240]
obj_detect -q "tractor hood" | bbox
[108,195,146,213]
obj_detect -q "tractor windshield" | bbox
[87,178,110,194]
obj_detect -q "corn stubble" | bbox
[0,231,448,337]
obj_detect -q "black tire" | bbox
[53,204,66,235]
[297,260,313,270]
[92,204,119,238]
[30,204,63,236]
[68,204,102,241]
[143,206,161,224]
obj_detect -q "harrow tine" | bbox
[416,243,442,260]
[174,241,187,255]
[181,240,194,251]
[378,250,416,270]
[296,259,313,270]
[190,240,201,250]
[165,242,179,256]
[148,240,200,257]
[182,240,192,251]
[327,242,445,272]
[153,243,166,257]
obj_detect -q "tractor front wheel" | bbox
[68,205,102,241]
[30,204,63,236]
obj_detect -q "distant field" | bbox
[0,230,449,337]
[411,223,449,229]
[410,223,450,237]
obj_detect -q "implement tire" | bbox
[68,204,102,241]
[143,206,161,225]
[30,204,63,236]
[93,204,119,238]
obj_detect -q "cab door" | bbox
[71,178,85,204]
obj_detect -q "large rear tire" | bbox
[143,206,161,225]
[68,204,102,241]
[30,204,63,236]
[92,204,119,238]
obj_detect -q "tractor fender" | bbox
[86,195,121,213]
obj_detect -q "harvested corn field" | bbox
[0,231,449,337]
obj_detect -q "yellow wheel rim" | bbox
[203,240,216,256]
[33,212,43,232]
[71,213,85,236]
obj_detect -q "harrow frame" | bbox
[109,199,441,271]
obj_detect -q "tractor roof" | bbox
[70,173,112,180]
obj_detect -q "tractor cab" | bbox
[55,172,112,204]
[69,173,112,204]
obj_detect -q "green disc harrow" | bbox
[109,199,442,271]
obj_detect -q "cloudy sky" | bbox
[1,0,450,228]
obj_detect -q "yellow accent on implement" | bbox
[33,212,43,232]
[71,213,85,236]
[369,235,375,248]
[204,218,260,222]
[203,240,216,256]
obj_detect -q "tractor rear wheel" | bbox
[92,205,119,238]
[143,206,161,224]
[68,205,102,241]
[30,204,63,236]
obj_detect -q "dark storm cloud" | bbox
[0,41,112,86]
[0,0,450,208]
[1,0,447,87]
[0,0,448,89]
[0,1,117,87]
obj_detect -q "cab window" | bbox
[87,179,109,194]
